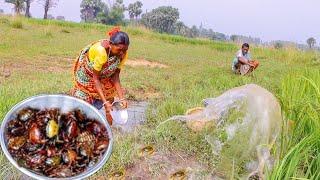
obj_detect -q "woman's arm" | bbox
[92,70,113,124]
[93,70,109,104]
[111,69,127,108]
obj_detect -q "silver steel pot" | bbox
[0,94,113,180]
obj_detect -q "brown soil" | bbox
[126,87,162,101]
[0,56,73,74]
[126,59,169,69]
[2,57,168,75]
[122,150,212,179]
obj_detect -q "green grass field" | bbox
[0,15,319,179]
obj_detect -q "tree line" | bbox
[79,2,259,43]
[5,0,58,19]
[2,0,318,49]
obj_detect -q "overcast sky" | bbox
[1,0,319,44]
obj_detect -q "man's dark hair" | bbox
[242,43,250,48]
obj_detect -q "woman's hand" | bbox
[92,70,113,124]
[103,101,113,125]
[103,101,113,112]
[105,113,113,126]
[120,99,128,109]
[111,69,127,109]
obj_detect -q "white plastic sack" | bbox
[110,109,128,125]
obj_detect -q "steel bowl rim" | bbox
[0,94,113,180]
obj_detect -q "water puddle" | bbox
[99,101,148,133]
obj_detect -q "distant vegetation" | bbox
[3,0,318,50]
[307,37,317,49]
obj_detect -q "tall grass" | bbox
[271,70,320,179]
[0,152,22,179]
[10,20,23,29]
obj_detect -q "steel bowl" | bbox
[0,94,113,180]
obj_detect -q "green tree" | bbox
[127,1,143,20]
[5,0,25,15]
[274,42,283,49]
[141,6,179,33]
[107,0,126,25]
[95,5,109,24]
[212,32,227,41]
[94,0,125,25]
[307,37,316,49]
[199,27,209,38]
[80,0,106,22]
[174,21,190,37]
[230,35,238,42]
[189,25,199,38]
[25,0,33,17]
[38,0,58,19]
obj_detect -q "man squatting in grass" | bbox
[71,27,129,125]
[232,43,259,75]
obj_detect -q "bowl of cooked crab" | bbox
[0,94,113,180]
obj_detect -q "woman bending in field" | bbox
[71,27,129,125]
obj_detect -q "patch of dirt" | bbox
[11,62,68,73]
[0,64,12,84]
[0,56,73,74]
[126,59,169,69]
[123,150,213,179]
[126,87,162,101]
[98,100,148,133]
[3,57,167,75]
[0,66,11,78]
